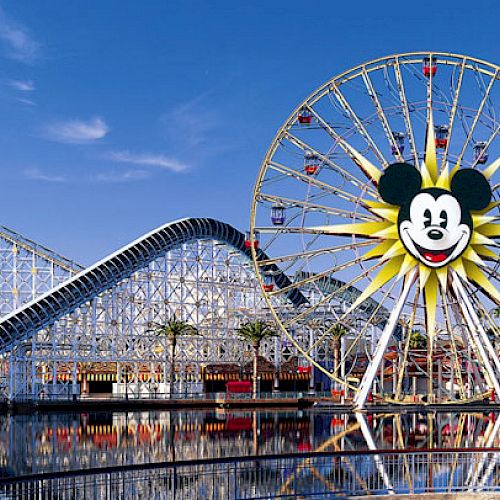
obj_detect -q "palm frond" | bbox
[236,320,279,344]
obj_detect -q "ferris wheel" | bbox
[250,52,500,409]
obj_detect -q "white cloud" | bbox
[16,97,35,106]
[9,79,34,91]
[25,168,66,183]
[108,150,189,172]
[0,7,40,64]
[162,94,218,150]
[96,169,151,182]
[43,117,110,144]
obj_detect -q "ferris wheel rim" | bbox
[250,51,500,405]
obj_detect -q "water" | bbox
[0,409,497,478]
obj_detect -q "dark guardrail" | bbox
[0,448,498,498]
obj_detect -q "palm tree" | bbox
[149,317,198,398]
[408,330,427,349]
[237,321,279,398]
[330,323,348,384]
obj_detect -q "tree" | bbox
[330,323,348,381]
[237,321,279,398]
[408,330,427,350]
[149,317,198,398]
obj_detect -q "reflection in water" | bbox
[0,410,497,477]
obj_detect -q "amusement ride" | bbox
[251,52,500,409]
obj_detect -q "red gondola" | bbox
[244,230,260,249]
[423,56,437,77]
[298,108,312,124]
[263,274,274,292]
[304,151,319,175]
[434,125,449,149]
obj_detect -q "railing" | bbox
[5,390,330,403]
[0,448,498,499]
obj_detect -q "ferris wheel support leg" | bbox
[354,269,416,410]
[355,413,394,494]
[451,272,500,399]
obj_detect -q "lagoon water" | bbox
[0,409,497,477]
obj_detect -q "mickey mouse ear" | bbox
[378,163,422,206]
[450,169,491,211]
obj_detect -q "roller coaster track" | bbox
[0,218,396,353]
[0,218,307,352]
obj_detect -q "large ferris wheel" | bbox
[250,52,500,409]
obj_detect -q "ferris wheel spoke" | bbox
[256,240,373,267]
[456,70,499,166]
[329,82,387,166]
[329,277,399,368]
[302,221,393,238]
[267,161,375,206]
[306,276,400,359]
[302,105,383,186]
[257,193,378,222]
[394,285,420,401]
[284,258,387,328]
[394,57,419,165]
[361,67,404,162]
[442,58,467,168]
[282,131,380,195]
[268,251,383,298]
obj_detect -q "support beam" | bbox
[451,272,500,399]
[354,268,416,410]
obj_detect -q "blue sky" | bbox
[0,0,497,265]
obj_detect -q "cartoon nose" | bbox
[428,229,443,240]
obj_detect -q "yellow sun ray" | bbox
[343,142,382,183]
[419,264,431,289]
[435,164,451,190]
[474,245,497,259]
[308,222,392,237]
[472,215,497,228]
[425,112,438,182]
[369,207,399,223]
[470,232,497,246]
[476,223,500,237]
[436,267,448,291]
[347,255,405,313]
[397,254,418,281]
[362,240,397,260]
[420,161,435,188]
[365,200,391,209]
[380,240,405,261]
[483,156,500,180]
[373,225,399,239]
[462,247,485,266]
[450,258,467,280]
[424,272,439,336]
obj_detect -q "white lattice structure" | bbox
[0,226,81,315]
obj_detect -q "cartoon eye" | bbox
[423,209,431,228]
[439,210,448,229]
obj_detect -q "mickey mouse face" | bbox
[399,189,470,267]
[378,163,491,269]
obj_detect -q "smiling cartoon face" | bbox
[377,163,492,270]
[398,189,471,268]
